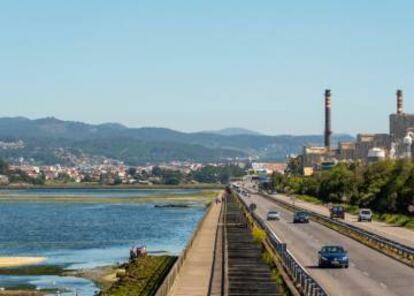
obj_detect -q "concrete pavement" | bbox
[168,200,222,296]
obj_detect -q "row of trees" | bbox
[271,160,414,215]
[151,164,246,185]
[151,166,184,185]
[191,165,245,184]
[0,159,46,185]
[126,164,246,185]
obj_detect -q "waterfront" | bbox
[0,189,210,295]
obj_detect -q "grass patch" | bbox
[0,190,218,204]
[3,284,37,291]
[0,265,65,276]
[295,195,324,205]
[99,255,176,296]
[377,213,414,229]
[4,183,225,190]
[342,204,360,215]
[261,251,291,296]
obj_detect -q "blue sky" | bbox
[1,1,414,135]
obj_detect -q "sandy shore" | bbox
[0,257,46,268]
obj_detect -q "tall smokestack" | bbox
[324,89,332,149]
[397,89,403,114]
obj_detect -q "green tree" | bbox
[317,163,357,203]
[127,167,137,176]
[0,159,9,174]
[114,176,123,185]
[285,156,302,176]
[358,160,395,210]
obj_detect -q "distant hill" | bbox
[0,117,354,165]
[204,128,262,136]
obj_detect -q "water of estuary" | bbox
[0,189,208,295]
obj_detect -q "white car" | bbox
[358,209,373,222]
[267,210,280,220]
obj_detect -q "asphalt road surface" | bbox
[241,190,414,296]
[268,193,414,248]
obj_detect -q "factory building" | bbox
[300,89,414,175]
[353,133,391,160]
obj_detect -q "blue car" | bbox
[293,211,309,223]
[318,245,349,268]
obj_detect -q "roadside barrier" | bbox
[259,192,414,268]
[233,190,328,296]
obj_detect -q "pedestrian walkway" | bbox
[168,197,222,296]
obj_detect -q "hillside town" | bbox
[0,158,286,186]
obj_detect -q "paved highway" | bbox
[240,189,414,296]
[268,193,414,248]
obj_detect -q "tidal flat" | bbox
[0,188,215,295]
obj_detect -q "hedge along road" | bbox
[242,192,414,296]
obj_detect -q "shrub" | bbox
[252,226,266,244]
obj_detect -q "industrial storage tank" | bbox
[403,134,413,145]
[403,133,413,159]
[367,147,386,162]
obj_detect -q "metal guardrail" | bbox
[259,192,414,268]
[233,190,328,296]
[155,201,216,296]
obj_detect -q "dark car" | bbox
[330,206,345,219]
[293,211,309,223]
[318,245,349,268]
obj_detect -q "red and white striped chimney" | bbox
[397,89,403,114]
[324,89,332,149]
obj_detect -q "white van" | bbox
[358,209,373,222]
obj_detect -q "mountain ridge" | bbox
[0,117,354,165]
[202,127,262,136]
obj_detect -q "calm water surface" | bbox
[0,189,207,295]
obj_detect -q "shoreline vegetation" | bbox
[0,190,218,204]
[99,255,176,296]
[0,183,225,190]
[0,292,45,296]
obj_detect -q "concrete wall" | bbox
[390,113,414,140]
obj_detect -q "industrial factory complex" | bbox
[300,89,414,175]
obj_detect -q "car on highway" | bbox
[358,208,373,222]
[318,245,349,268]
[267,210,280,220]
[329,205,345,219]
[293,211,309,223]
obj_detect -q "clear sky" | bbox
[1,1,414,135]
